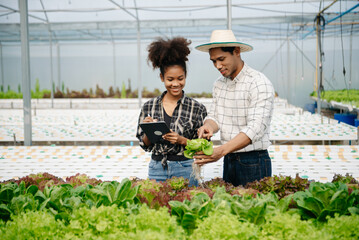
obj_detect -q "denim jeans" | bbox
[148,159,198,187]
[223,150,272,187]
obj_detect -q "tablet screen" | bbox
[139,121,171,143]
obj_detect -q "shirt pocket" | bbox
[177,118,195,139]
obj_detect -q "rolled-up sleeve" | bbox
[240,77,274,142]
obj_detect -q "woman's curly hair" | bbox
[147,37,191,76]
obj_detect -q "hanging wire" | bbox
[349,24,353,88]
[276,31,285,94]
[320,12,325,96]
[314,0,326,98]
[339,2,347,79]
[295,30,298,85]
[339,0,351,106]
[301,0,304,81]
[279,24,285,99]
[319,0,323,13]
[275,33,279,94]
[321,18,325,64]
[287,22,294,101]
[233,5,309,14]
[322,9,337,92]
[331,21,337,89]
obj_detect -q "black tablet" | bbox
[139,121,171,143]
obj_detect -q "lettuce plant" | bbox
[0,205,185,240]
[170,192,213,233]
[191,209,259,240]
[0,181,39,221]
[184,139,213,159]
[292,182,359,222]
[332,173,359,184]
[245,174,310,199]
[323,214,359,239]
[166,176,189,192]
[0,210,66,239]
[259,211,328,239]
[133,179,172,209]
[230,192,279,225]
[65,173,102,188]
[63,205,185,239]
[86,179,139,209]
[2,172,66,191]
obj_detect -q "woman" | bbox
[136,37,207,186]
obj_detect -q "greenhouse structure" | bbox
[0,1,359,238]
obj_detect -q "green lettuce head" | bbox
[184,139,214,159]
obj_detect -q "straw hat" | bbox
[195,29,253,53]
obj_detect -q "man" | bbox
[194,30,275,186]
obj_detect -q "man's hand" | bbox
[194,146,225,166]
[197,125,213,140]
[197,119,218,139]
[194,133,252,165]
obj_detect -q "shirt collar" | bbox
[159,90,186,105]
[225,62,248,83]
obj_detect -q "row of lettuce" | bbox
[0,79,213,99]
[310,89,359,106]
[1,173,358,239]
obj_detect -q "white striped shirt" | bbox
[206,63,275,152]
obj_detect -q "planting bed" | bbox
[0,109,357,144]
[1,145,358,183]
[0,173,358,239]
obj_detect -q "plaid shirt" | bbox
[206,63,274,152]
[136,91,207,164]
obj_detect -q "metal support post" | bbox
[0,43,4,91]
[49,31,54,108]
[227,0,232,30]
[19,0,32,146]
[287,38,291,104]
[315,15,324,116]
[112,42,117,88]
[57,43,61,91]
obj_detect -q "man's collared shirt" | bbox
[206,63,275,152]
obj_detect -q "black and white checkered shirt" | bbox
[136,91,207,161]
[206,63,275,152]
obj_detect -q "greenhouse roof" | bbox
[0,0,358,42]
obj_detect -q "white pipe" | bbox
[227,0,232,30]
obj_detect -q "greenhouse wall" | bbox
[1,36,358,108]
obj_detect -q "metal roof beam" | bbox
[2,14,350,32]
[0,14,357,42]
[1,12,357,32]
[107,0,138,20]
[0,4,46,22]
[0,1,339,13]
